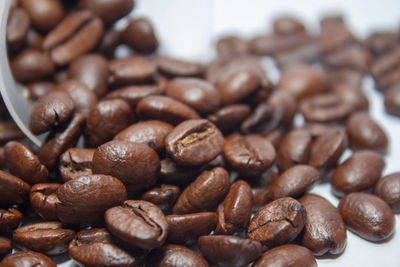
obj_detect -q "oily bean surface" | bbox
[29,183,60,220]
[0,251,56,267]
[253,244,317,267]
[147,244,209,267]
[374,172,400,213]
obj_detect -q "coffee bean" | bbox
[267,89,297,127]
[59,148,95,182]
[198,235,262,267]
[323,45,372,73]
[159,158,202,185]
[108,55,156,85]
[253,244,317,267]
[299,194,347,256]
[136,95,200,125]
[0,208,23,234]
[320,15,355,52]
[93,140,160,192]
[0,237,12,260]
[0,251,56,267]
[97,28,122,57]
[105,200,168,249]
[334,84,369,111]
[339,192,395,242]
[6,7,30,53]
[207,104,251,133]
[331,150,385,197]
[147,244,209,267]
[270,165,321,199]
[78,0,134,25]
[273,16,305,36]
[56,174,127,225]
[20,0,64,32]
[105,85,163,108]
[156,55,204,77]
[166,212,217,245]
[223,134,275,177]
[121,17,159,54]
[0,170,30,205]
[215,180,253,235]
[172,167,230,214]
[166,119,224,166]
[216,35,249,58]
[248,197,306,247]
[328,68,364,88]
[346,112,388,153]
[0,122,25,144]
[30,183,60,220]
[68,53,109,97]
[240,103,279,135]
[114,120,173,154]
[275,40,321,68]
[5,141,48,184]
[141,184,180,212]
[13,221,75,255]
[365,31,398,58]
[374,172,400,213]
[384,85,400,117]
[26,81,56,100]
[85,99,135,147]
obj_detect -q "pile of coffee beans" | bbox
[1,0,400,266]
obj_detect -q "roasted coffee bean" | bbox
[20,0,64,32]
[331,150,385,197]
[240,103,279,135]
[248,34,276,56]
[0,121,25,144]
[273,16,305,35]
[215,180,253,235]
[269,165,321,199]
[147,244,209,267]
[323,44,372,73]
[156,55,204,77]
[277,129,312,172]
[26,81,56,100]
[13,221,75,255]
[57,80,98,118]
[267,89,297,127]
[59,148,95,182]
[275,40,321,68]
[159,158,201,185]
[0,251,56,267]
[114,120,173,154]
[207,104,251,133]
[216,35,249,58]
[198,235,262,267]
[339,192,395,242]
[39,113,85,169]
[96,27,122,57]
[56,174,127,225]
[26,29,43,50]
[105,85,163,108]
[78,0,134,25]
[371,48,400,80]
[172,167,230,214]
[0,208,23,234]
[29,90,75,135]
[384,85,400,117]
[328,68,364,88]
[165,78,220,114]
[253,244,317,267]
[108,55,156,85]
[365,31,398,57]
[85,99,135,147]
[334,84,369,111]
[223,134,275,177]
[43,10,104,66]
[320,15,355,52]
[30,183,60,220]
[105,200,168,249]
[68,228,138,267]
[136,95,200,125]
[299,194,347,256]
[374,172,400,213]
[141,184,180,211]
[122,17,158,54]
[0,170,30,205]
[5,141,48,184]
[68,53,109,97]
[248,197,306,247]
[6,7,30,53]
[346,112,388,153]
[93,140,160,192]
[166,212,217,245]
[0,237,12,260]
[11,49,55,83]
[166,119,224,166]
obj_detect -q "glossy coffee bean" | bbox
[0,208,23,234]
[198,235,262,267]
[239,103,278,135]
[248,197,306,247]
[93,140,160,192]
[339,192,395,242]
[173,167,230,214]
[334,84,369,111]
[0,251,56,267]
[5,141,48,184]
[215,180,253,235]
[78,0,134,25]
[156,55,204,77]
[253,244,317,267]
[43,10,104,66]
[105,200,168,249]
[166,212,217,245]
[114,120,173,154]
[30,183,60,220]
[6,7,30,53]
[331,150,385,197]
[85,99,135,147]
[207,104,251,133]
[141,184,180,211]
[59,148,95,182]
[97,28,122,57]
[122,18,159,54]
[0,121,25,144]
[29,90,75,135]
[159,158,202,185]
[136,95,200,125]
[374,172,400,213]
[299,194,347,256]
[13,221,75,255]
[223,134,275,177]
[346,112,388,153]
[166,119,224,166]
[269,165,321,199]
[20,0,64,32]
[0,170,30,205]
[147,244,209,267]
[105,85,163,108]
[108,55,156,85]
[384,85,400,117]
[56,174,127,225]
[0,237,12,260]
[26,81,56,100]
[68,53,109,97]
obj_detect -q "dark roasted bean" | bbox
[0,251,56,267]
[29,183,60,220]
[78,0,134,25]
[0,237,12,260]
[105,85,163,108]
[59,148,94,182]
[20,0,64,32]
[207,104,251,133]
[253,244,317,267]
[141,184,180,212]
[0,170,30,205]
[156,55,204,77]
[374,172,400,213]
[108,55,156,85]
[0,208,23,234]
[147,244,209,267]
